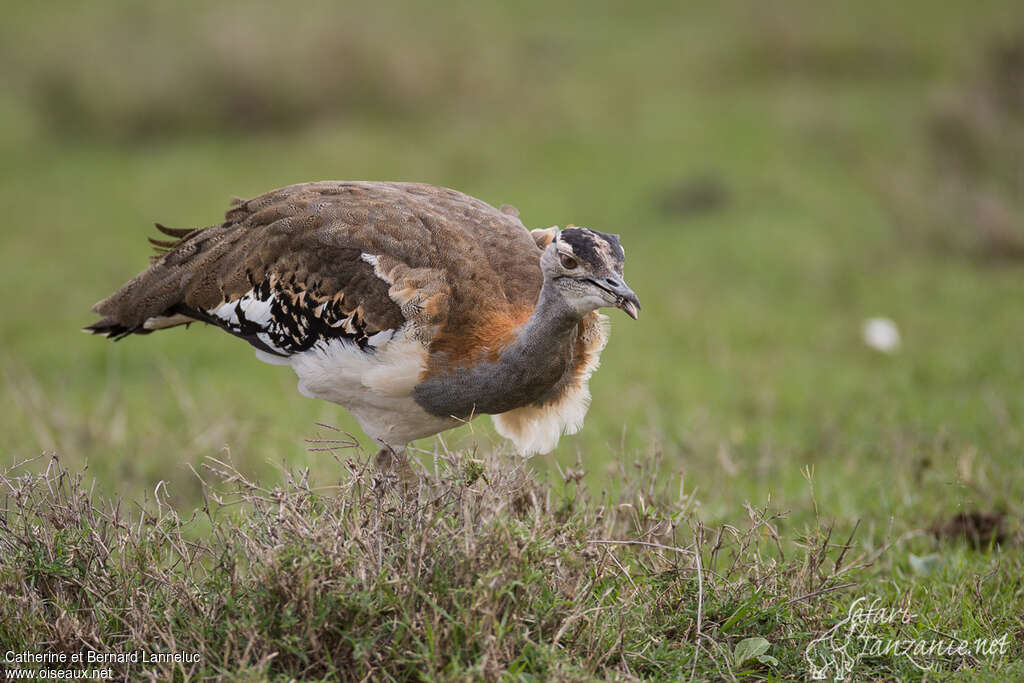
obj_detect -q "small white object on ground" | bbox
[862,317,901,353]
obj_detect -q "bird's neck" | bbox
[505,280,580,362]
[489,280,581,402]
[411,280,582,418]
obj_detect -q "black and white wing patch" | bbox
[172,259,404,358]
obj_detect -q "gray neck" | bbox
[502,279,580,373]
[412,279,582,418]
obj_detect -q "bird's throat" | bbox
[411,281,581,418]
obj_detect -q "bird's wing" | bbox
[87,182,544,359]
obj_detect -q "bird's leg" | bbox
[373,444,418,489]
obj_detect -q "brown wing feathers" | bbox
[86,182,543,362]
[147,223,200,262]
[87,185,407,349]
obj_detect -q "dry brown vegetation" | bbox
[0,443,918,681]
[6,441,1019,681]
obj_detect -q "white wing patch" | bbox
[210,290,274,328]
[205,279,398,357]
[367,329,395,346]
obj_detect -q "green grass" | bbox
[1,0,1023,679]
[3,452,1022,681]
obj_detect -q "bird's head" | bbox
[539,227,640,320]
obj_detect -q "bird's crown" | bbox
[554,226,625,273]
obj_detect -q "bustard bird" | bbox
[86,182,639,472]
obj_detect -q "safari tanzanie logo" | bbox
[805,594,1010,679]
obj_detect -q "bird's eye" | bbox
[559,254,579,270]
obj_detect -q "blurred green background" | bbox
[2,0,1022,528]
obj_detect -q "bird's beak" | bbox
[617,290,641,320]
[611,281,641,320]
[586,276,641,319]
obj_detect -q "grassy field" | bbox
[2,1,1023,679]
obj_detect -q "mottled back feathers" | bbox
[89,182,543,361]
